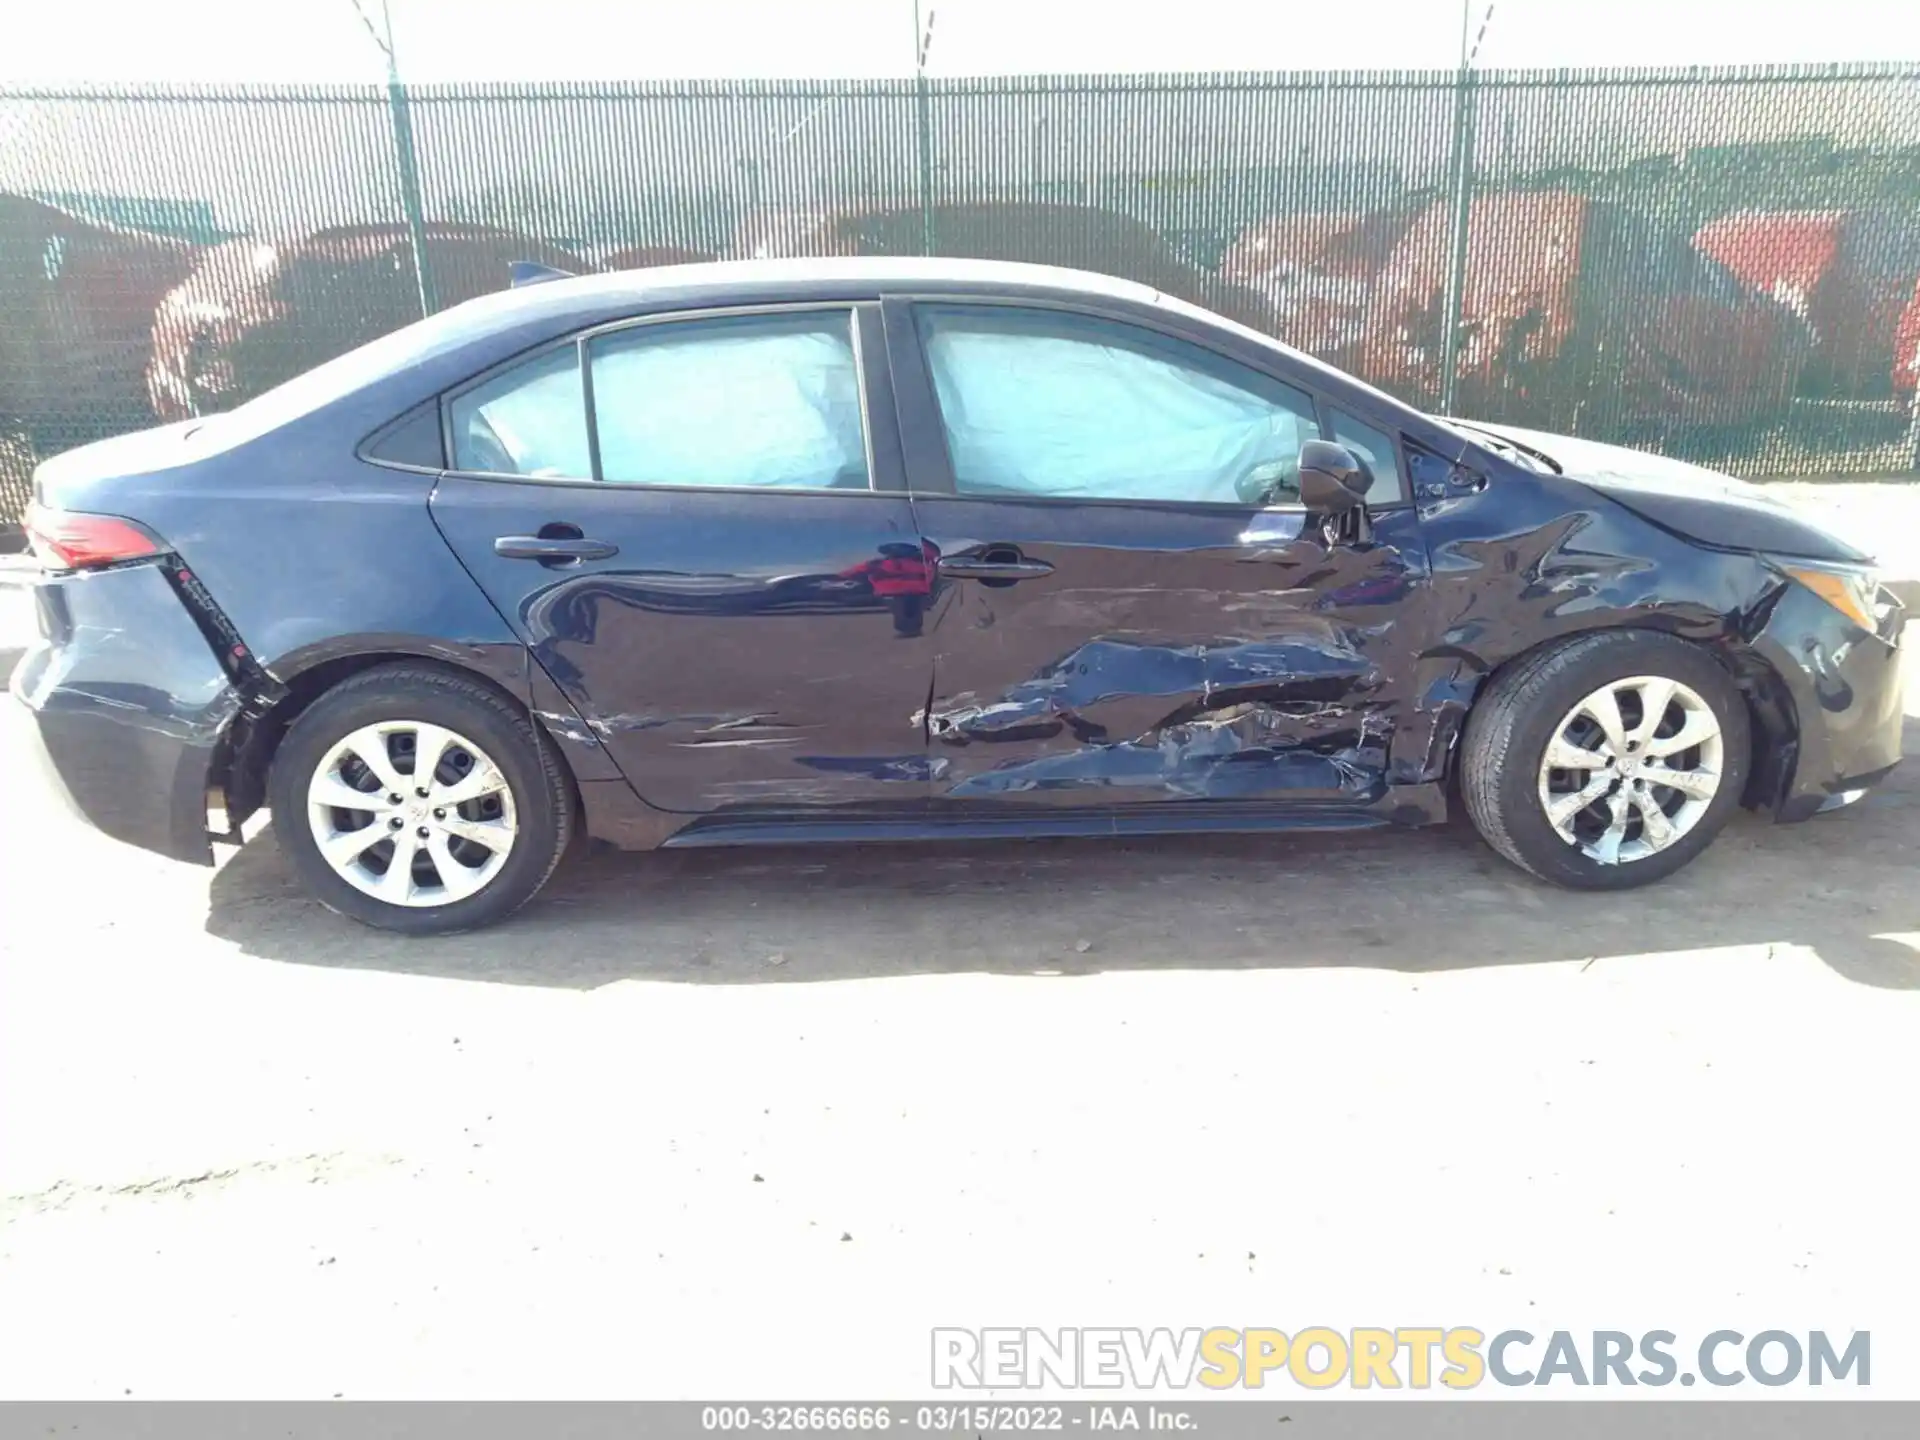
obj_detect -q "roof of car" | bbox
[425,256,1174,341]
[401,253,1180,368]
[501,255,1167,309]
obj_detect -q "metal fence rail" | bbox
[3,64,1918,524]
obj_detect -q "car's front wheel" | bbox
[1461,630,1751,889]
[268,664,575,933]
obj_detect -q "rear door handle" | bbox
[937,554,1054,582]
[494,536,620,563]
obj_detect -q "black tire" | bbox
[268,663,575,934]
[1460,630,1750,890]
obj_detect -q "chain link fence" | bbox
[3,64,1918,524]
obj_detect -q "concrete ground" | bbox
[3,487,1920,1399]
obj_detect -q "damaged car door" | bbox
[886,299,1432,811]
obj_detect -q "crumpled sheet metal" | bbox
[928,633,1392,801]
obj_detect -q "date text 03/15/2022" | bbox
[701,1405,1189,1431]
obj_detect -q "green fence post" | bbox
[1438,67,1476,417]
[912,0,935,255]
[386,77,437,316]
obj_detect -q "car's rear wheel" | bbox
[1461,630,1750,889]
[268,664,574,934]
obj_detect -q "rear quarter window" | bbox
[447,346,591,479]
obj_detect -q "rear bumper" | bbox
[10,561,238,865]
[1752,580,1907,822]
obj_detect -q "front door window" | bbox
[916,304,1323,506]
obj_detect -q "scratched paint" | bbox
[909,493,1431,809]
[927,635,1391,800]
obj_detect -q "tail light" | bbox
[23,501,163,571]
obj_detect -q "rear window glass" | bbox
[587,312,867,490]
[447,347,591,479]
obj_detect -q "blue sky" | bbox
[4,0,1916,83]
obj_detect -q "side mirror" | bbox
[1297,440,1371,514]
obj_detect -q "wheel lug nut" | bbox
[432,808,445,820]
[389,817,402,829]
[388,793,402,805]
[416,826,430,838]
[415,787,429,798]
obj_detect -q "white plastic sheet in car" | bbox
[922,310,1318,504]
[591,319,868,489]
[452,346,592,479]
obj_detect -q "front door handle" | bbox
[937,553,1055,583]
[494,535,620,563]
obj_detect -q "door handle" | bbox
[494,535,620,563]
[937,553,1054,582]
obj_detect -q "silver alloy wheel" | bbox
[306,721,519,908]
[1536,674,1724,865]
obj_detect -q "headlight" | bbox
[1780,560,1883,632]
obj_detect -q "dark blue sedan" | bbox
[13,259,1906,932]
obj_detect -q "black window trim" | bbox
[437,300,897,498]
[358,399,448,475]
[878,293,1412,514]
